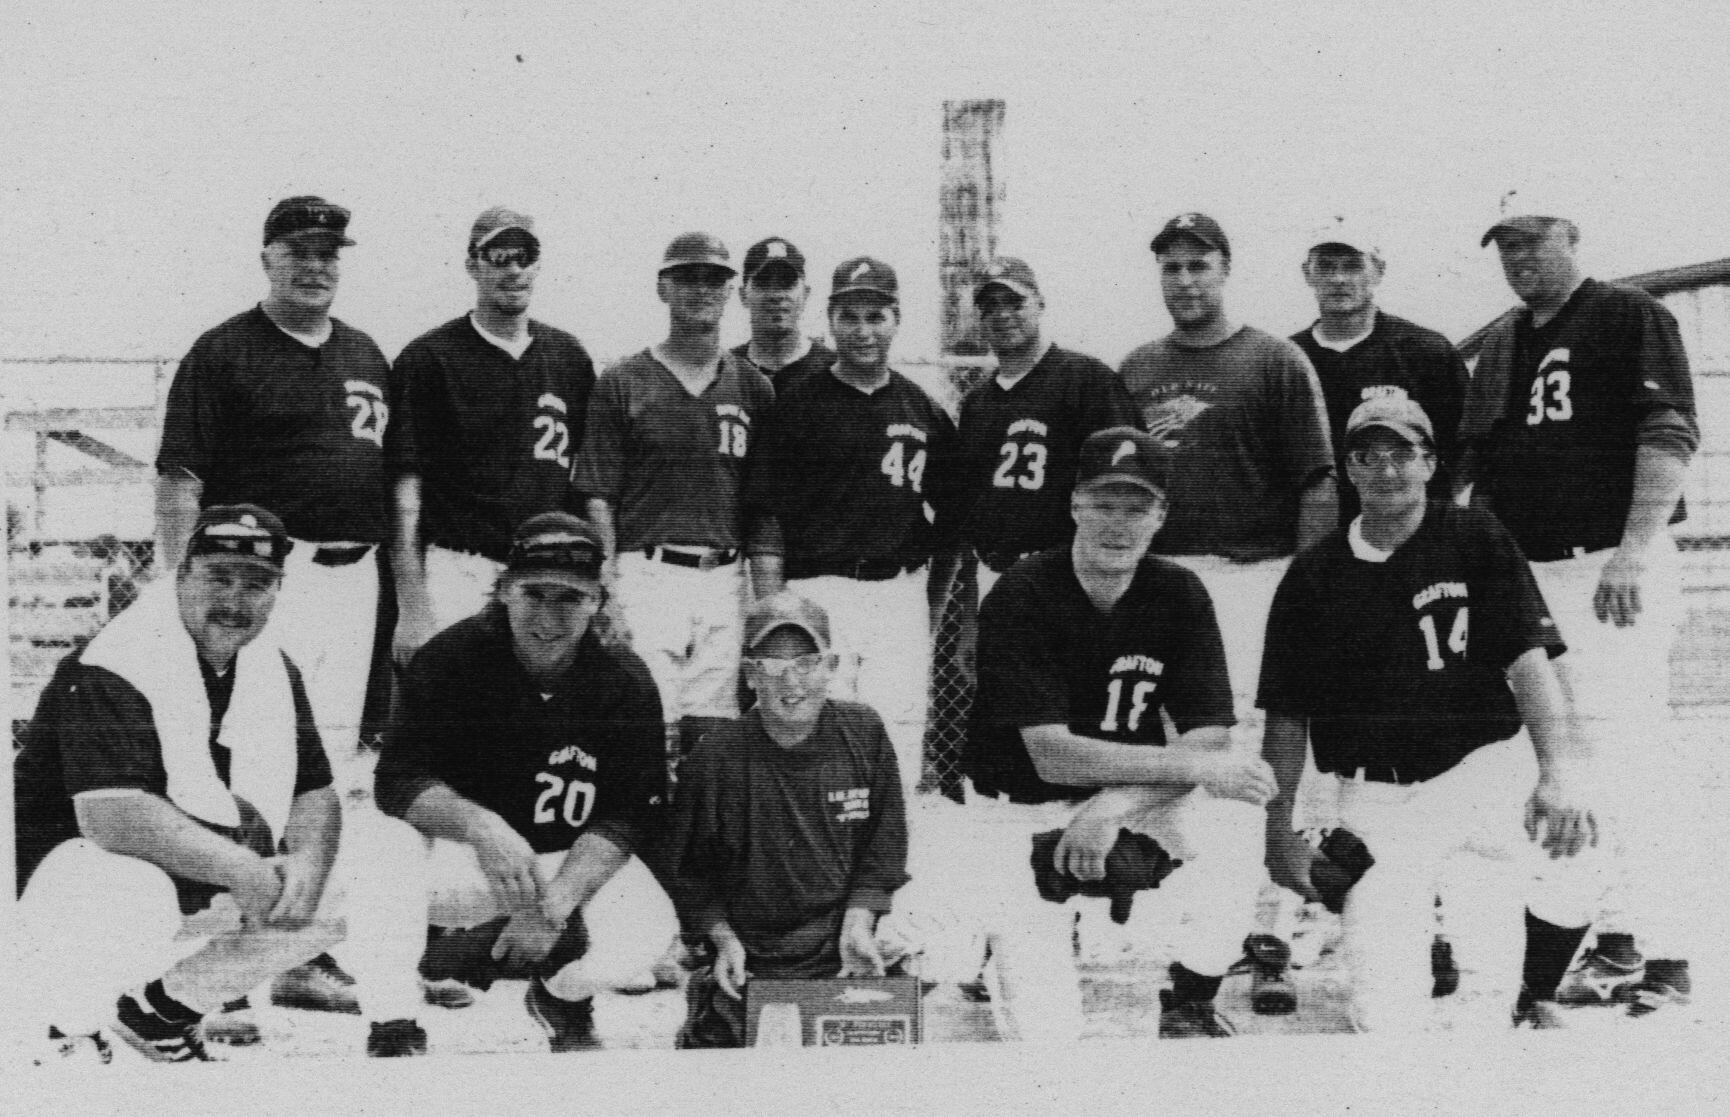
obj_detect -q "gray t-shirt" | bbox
[1119,325,1334,559]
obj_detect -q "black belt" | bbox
[975,549,1035,575]
[788,558,926,582]
[1524,541,1612,563]
[642,546,739,571]
[969,779,1078,806]
[310,543,374,567]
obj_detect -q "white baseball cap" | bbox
[1307,216,1381,260]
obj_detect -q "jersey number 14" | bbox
[1417,607,1469,671]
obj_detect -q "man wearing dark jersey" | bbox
[947,256,1140,601]
[156,196,395,787]
[389,207,597,657]
[1290,218,1467,526]
[377,514,670,1051]
[730,237,836,392]
[961,427,1276,1042]
[1459,190,1700,1020]
[671,591,909,1048]
[1260,396,1591,1033]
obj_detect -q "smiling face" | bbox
[1344,428,1435,517]
[1492,219,1579,308]
[745,626,835,743]
[500,577,603,681]
[977,286,1044,357]
[828,294,898,373]
[467,234,541,318]
[262,237,341,315]
[177,556,282,670]
[1157,239,1229,330]
[1071,481,1166,575]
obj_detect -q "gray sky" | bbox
[5,1,1729,372]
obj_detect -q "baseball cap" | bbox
[186,504,292,571]
[1076,427,1170,496]
[1307,216,1381,260]
[1150,212,1229,259]
[1481,185,1577,247]
[742,591,832,653]
[263,196,354,246]
[660,232,735,276]
[504,512,604,586]
[469,206,539,254]
[829,256,898,303]
[974,257,1040,303]
[1345,395,1435,448]
[742,237,807,281]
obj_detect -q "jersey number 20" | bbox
[1417,607,1468,671]
[533,771,595,828]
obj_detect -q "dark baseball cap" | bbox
[263,196,354,246]
[743,237,807,281]
[1345,395,1434,448]
[660,232,735,276]
[743,591,832,653]
[186,504,292,571]
[469,206,539,253]
[1076,427,1170,496]
[974,257,1040,302]
[830,256,898,303]
[504,513,604,586]
[1150,212,1229,259]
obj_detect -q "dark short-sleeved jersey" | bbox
[730,340,837,395]
[1481,280,1696,558]
[569,350,774,552]
[377,607,667,855]
[747,368,962,574]
[944,346,1142,558]
[14,651,328,893]
[1258,502,1566,782]
[967,550,1235,803]
[1291,312,1468,524]
[671,701,909,977]
[1119,326,1335,559]
[388,316,596,561]
[157,306,395,543]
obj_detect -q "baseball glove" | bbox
[1030,828,1182,924]
[1309,827,1374,914]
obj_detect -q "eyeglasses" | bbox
[1347,446,1427,469]
[746,652,831,680]
[477,244,540,269]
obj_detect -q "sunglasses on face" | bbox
[477,244,540,269]
[667,267,733,288]
[746,652,831,680]
[1347,446,1427,469]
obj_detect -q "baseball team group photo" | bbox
[7,7,1730,1104]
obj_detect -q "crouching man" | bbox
[376,512,673,1052]
[15,505,427,1062]
[671,591,910,1049]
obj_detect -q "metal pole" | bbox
[938,99,1005,358]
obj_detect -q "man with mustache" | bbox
[15,505,428,1061]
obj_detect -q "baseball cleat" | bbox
[1625,960,1691,1019]
[1511,990,1568,1029]
[1236,934,1297,1015]
[1554,937,1644,1006]
[199,1004,263,1047]
[422,977,477,1010]
[1158,991,1238,1038]
[271,954,361,1014]
[112,993,214,1063]
[365,1018,428,1057]
[36,1027,113,1066]
[1431,936,1459,998]
[525,978,603,1052]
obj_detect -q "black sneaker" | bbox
[366,1018,428,1057]
[1511,989,1566,1029]
[1239,934,1296,1015]
[1625,960,1691,1019]
[525,978,603,1052]
[112,992,213,1063]
[1431,936,1460,998]
[272,954,361,1014]
[1158,990,1237,1038]
[1555,934,1644,1006]
[422,977,478,1010]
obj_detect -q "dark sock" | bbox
[1594,932,1640,968]
[1644,959,1690,992]
[1168,963,1223,1005]
[141,979,202,1024]
[1522,911,1591,1001]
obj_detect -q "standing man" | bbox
[571,232,776,759]
[377,513,674,1051]
[947,257,1141,600]
[16,506,427,1061]
[1259,398,1592,1032]
[671,591,909,1049]
[747,256,962,792]
[156,196,394,786]
[1459,191,1699,1020]
[731,236,836,391]
[1119,213,1337,1011]
[1290,219,1468,526]
[962,428,1276,1041]
[389,206,597,656]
